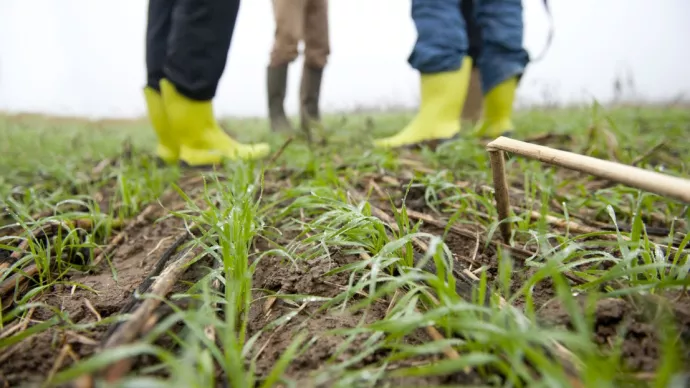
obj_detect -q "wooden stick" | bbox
[0,264,38,297]
[488,150,512,242]
[101,245,202,382]
[100,230,192,341]
[102,246,197,347]
[486,136,690,204]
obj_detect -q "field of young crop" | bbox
[1,105,689,387]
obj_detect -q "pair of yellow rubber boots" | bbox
[374,57,517,149]
[144,79,270,167]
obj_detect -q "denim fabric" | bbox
[408,0,529,93]
[462,0,482,64]
[407,0,467,74]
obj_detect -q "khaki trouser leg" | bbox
[269,0,306,67]
[300,0,329,139]
[303,0,330,69]
[267,0,306,131]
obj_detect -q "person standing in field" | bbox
[374,0,528,148]
[266,0,330,136]
[142,0,270,167]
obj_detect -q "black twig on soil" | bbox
[100,243,205,382]
[100,229,192,341]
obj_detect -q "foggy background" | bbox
[1,0,688,119]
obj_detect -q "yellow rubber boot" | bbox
[474,76,517,139]
[143,86,179,164]
[374,57,472,149]
[159,79,270,166]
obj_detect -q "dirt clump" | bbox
[0,196,187,387]
[245,251,483,386]
[539,295,690,373]
[246,252,389,381]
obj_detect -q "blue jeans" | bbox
[407,0,529,94]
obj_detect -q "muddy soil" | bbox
[1,167,688,387]
[389,185,689,377]
[419,215,689,376]
[0,178,193,387]
[540,292,690,374]
[245,250,484,386]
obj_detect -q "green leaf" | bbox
[389,353,497,377]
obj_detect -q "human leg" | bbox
[474,0,529,138]
[269,0,305,68]
[160,0,269,166]
[300,0,329,137]
[267,0,306,132]
[144,0,178,164]
[374,0,472,149]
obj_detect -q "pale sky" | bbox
[1,0,688,119]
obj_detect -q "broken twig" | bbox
[101,244,203,382]
[488,149,512,242]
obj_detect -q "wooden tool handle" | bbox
[487,136,690,204]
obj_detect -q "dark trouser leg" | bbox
[144,0,180,164]
[164,0,241,101]
[146,0,174,92]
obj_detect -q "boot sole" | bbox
[386,132,463,152]
[387,131,514,156]
[173,153,271,170]
[405,133,462,151]
[154,157,219,171]
[386,130,514,152]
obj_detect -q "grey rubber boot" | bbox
[267,65,294,132]
[299,64,324,141]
